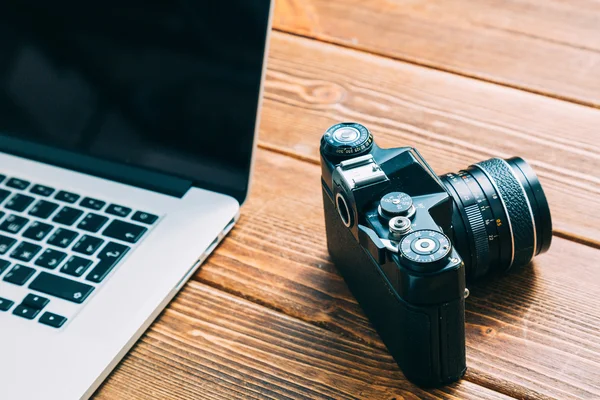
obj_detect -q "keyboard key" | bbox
[6,178,30,190]
[0,259,10,274]
[73,235,104,256]
[98,241,130,261]
[22,221,54,241]
[13,305,40,320]
[132,211,158,225]
[0,297,14,312]
[55,190,80,203]
[106,204,132,218]
[52,206,84,226]
[30,184,55,197]
[22,293,49,310]
[29,272,94,304]
[80,197,106,210]
[0,188,11,204]
[39,312,67,328]
[29,200,60,219]
[102,220,147,243]
[61,256,93,277]
[3,264,36,286]
[77,213,109,233]
[0,214,29,234]
[47,228,78,248]
[0,235,17,255]
[0,174,5,184]
[5,193,35,212]
[35,249,67,269]
[10,242,42,262]
[87,242,130,283]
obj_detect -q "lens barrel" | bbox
[441,157,552,279]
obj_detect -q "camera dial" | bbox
[378,192,416,220]
[399,230,452,272]
[321,123,374,159]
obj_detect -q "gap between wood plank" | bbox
[272,28,600,111]
[474,22,600,55]
[466,370,555,400]
[190,144,594,399]
[192,272,521,399]
[257,141,600,249]
[194,273,525,398]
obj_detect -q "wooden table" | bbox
[96,1,600,399]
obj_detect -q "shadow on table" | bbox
[465,261,539,342]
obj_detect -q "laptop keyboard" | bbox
[0,173,159,329]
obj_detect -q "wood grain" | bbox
[273,0,600,108]
[95,281,513,400]
[260,32,600,246]
[96,6,600,399]
[192,148,600,399]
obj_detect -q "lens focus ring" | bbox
[463,203,490,271]
[472,158,536,269]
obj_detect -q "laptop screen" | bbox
[0,2,272,202]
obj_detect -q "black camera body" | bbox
[320,123,552,386]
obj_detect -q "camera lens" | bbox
[321,123,374,159]
[441,157,552,279]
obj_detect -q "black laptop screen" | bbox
[0,2,271,201]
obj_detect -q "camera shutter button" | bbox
[379,192,416,220]
[389,216,412,240]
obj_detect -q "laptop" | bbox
[0,2,273,399]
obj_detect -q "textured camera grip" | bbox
[323,189,466,386]
[473,158,535,268]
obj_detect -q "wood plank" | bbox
[97,26,600,400]
[260,32,600,245]
[273,0,600,107]
[94,281,512,400]
[194,148,600,399]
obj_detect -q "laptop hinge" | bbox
[0,135,192,198]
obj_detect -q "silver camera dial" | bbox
[399,230,453,272]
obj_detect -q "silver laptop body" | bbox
[0,2,273,399]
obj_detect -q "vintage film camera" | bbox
[320,123,552,386]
